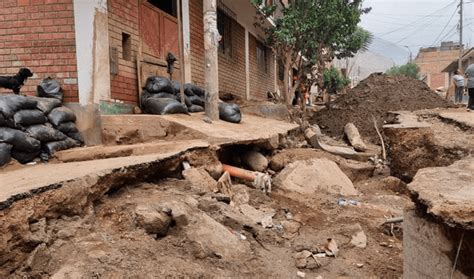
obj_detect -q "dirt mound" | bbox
[312,73,453,142]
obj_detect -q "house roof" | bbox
[442,48,474,72]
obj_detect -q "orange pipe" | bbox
[222,164,256,181]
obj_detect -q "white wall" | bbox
[73,0,111,105]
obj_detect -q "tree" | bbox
[252,0,371,105]
[386,63,420,79]
[323,67,350,95]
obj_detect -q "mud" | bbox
[312,73,453,143]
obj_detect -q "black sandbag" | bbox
[48,107,76,126]
[56,121,78,134]
[151,92,179,100]
[67,132,84,145]
[37,77,64,102]
[30,96,62,114]
[188,95,205,107]
[144,76,173,94]
[43,138,78,155]
[186,83,205,97]
[13,109,47,127]
[188,105,204,113]
[0,114,6,127]
[26,124,67,142]
[218,102,242,124]
[0,95,38,118]
[171,81,194,96]
[11,149,40,164]
[142,97,189,115]
[0,143,12,166]
[0,127,41,152]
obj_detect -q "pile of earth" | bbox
[311,73,453,143]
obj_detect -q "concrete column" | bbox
[273,53,277,92]
[245,29,250,100]
[182,0,192,83]
[73,0,111,106]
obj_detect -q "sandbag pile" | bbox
[141,76,242,123]
[0,94,83,167]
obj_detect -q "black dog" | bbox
[0,68,34,94]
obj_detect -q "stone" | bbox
[230,184,250,207]
[216,171,233,197]
[241,150,268,172]
[182,168,218,193]
[239,204,266,225]
[274,159,358,196]
[296,271,306,278]
[281,220,301,239]
[295,250,312,268]
[407,158,474,229]
[134,205,172,237]
[344,123,367,151]
[351,230,367,248]
[306,256,321,269]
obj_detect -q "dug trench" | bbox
[1,139,414,278]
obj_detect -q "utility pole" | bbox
[458,0,463,72]
[203,0,220,121]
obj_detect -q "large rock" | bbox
[274,158,357,196]
[241,150,268,172]
[182,168,218,193]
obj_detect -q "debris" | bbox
[314,253,326,258]
[337,198,359,207]
[253,172,272,194]
[295,250,312,268]
[383,216,403,224]
[344,123,367,151]
[230,184,250,207]
[325,238,339,257]
[216,171,233,197]
[274,159,358,196]
[261,214,274,228]
[304,127,359,159]
[296,271,306,278]
[356,263,364,268]
[241,150,268,172]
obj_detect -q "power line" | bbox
[431,5,459,46]
[378,0,458,37]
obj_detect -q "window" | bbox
[148,0,177,17]
[256,41,268,73]
[217,9,232,57]
[122,32,132,61]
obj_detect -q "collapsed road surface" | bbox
[0,106,473,278]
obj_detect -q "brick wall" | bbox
[415,49,458,89]
[249,34,274,100]
[108,0,140,104]
[0,0,78,102]
[189,0,205,87]
[189,0,272,100]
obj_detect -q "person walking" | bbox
[465,63,474,111]
[452,70,465,104]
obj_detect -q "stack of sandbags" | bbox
[141,76,241,123]
[0,92,83,167]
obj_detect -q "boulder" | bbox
[274,158,357,196]
[241,150,268,172]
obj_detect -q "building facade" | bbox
[414,41,462,90]
[0,0,279,108]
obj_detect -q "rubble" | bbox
[344,123,367,151]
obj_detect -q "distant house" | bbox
[414,41,462,90]
[442,47,474,84]
[0,0,281,108]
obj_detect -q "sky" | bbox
[359,0,474,64]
